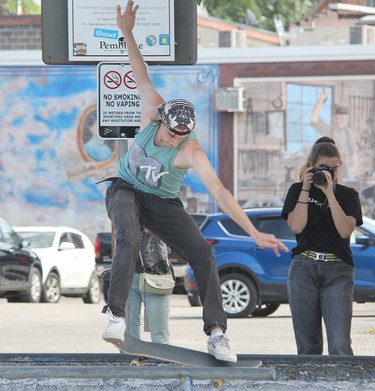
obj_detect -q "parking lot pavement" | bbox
[0,295,374,355]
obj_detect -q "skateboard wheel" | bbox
[212,378,223,388]
[130,359,141,367]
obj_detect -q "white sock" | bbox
[210,331,224,340]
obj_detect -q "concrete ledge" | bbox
[0,354,374,391]
[0,365,276,381]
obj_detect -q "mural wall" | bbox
[235,77,375,218]
[0,64,219,240]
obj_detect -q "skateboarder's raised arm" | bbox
[178,140,289,257]
[116,1,164,131]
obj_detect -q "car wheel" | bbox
[83,273,101,304]
[188,294,202,307]
[220,273,257,318]
[42,272,61,303]
[251,303,280,317]
[20,268,42,303]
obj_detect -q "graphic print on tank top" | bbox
[128,143,169,189]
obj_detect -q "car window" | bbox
[220,216,257,236]
[17,231,55,248]
[255,217,295,240]
[69,233,85,249]
[59,233,84,249]
[59,233,70,246]
[191,214,207,229]
[220,215,294,240]
[0,220,20,246]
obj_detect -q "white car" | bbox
[14,226,101,304]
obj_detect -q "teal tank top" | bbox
[118,121,198,198]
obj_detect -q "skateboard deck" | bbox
[117,336,262,368]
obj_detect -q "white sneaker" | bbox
[207,334,237,363]
[102,307,125,344]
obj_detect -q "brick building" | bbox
[0,15,41,50]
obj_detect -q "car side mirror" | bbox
[21,239,31,248]
[59,242,75,251]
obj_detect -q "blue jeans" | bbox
[105,177,226,335]
[287,254,354,355]
[125,274,170,344]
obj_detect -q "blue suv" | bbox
[184,207,375,318]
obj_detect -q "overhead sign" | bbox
[42,0,197,66]
[97,62,141,139]
[68,0,175,62]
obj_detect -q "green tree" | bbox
[0,0,8,14]
[201,0,319,32]
[3,0,40,15]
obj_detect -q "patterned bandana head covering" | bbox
[157,99,196,133]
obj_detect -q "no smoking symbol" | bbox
[104,71,122,89]
[123,71,137,90]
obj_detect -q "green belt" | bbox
[301,250,341,262]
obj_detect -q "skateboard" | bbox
[117,335,262,368]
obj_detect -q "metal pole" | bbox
[111,139,129,256]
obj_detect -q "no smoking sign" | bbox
[123,70,137,90]
[98,62,141,139]
[103,71,122,89]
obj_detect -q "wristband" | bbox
[297,201,308,204]
[301,189,309,192]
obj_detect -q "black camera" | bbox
[309,164,334,185]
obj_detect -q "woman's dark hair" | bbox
[314,136,335,145]
[299,138,341,181]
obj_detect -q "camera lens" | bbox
[313,171,326,185]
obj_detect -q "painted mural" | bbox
[0,64,219,240]
[234,77,375,219]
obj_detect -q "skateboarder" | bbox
[102,0,288,363]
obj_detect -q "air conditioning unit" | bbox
[350,25,375,44]
[214,87,246,112]
[233,30,246,48]
[219,30,246,48]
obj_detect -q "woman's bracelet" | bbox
[297,201,308,204]
[301,188,309,192]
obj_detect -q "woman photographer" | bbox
[281,137,362,355]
